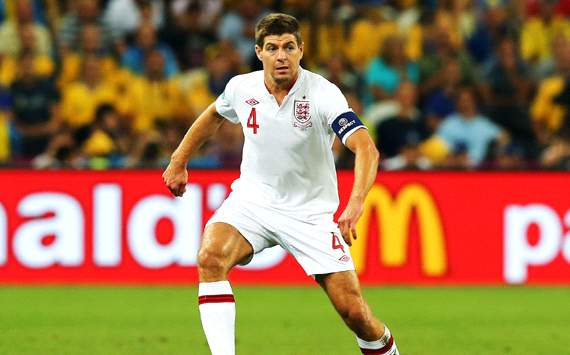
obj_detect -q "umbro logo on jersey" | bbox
[245,98,259,106]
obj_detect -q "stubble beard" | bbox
[271,68,298,89]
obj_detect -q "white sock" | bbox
[198,281,236,355]
[357,325,399,354]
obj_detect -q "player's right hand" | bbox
[337,196,364,246]
[162,160,188,197]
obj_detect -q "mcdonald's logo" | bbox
[351,183,447,276]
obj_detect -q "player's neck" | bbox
[264,71,299,98]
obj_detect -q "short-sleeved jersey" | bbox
[215,68,364,219]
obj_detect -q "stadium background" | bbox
[0,0,569,354]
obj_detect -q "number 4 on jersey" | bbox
[247,108,259,134]
[332,233,345,253]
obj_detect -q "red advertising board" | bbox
[0,170,569,285]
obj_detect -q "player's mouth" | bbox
[276,66,289,73]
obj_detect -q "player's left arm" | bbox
[337,128,379,246]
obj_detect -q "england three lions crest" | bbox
[293,99,312,130]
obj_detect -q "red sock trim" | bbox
[198,294,235,305]
[360,336,394,354]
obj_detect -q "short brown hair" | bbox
[255,13,302,47]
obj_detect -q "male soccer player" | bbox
[162,13,400,355]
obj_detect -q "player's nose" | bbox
[277,48,287,60]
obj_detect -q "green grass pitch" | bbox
[0,286,569,355]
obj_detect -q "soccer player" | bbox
[162,13,400,355]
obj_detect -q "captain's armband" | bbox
[330,111,366,144]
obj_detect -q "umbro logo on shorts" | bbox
[245,98,259,106]
[338,255,351,263]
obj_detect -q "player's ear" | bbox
[299,41,304,60]
[255,45,262,61]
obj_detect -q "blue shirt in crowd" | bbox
[365,58,419,96]
[437,113,501,164]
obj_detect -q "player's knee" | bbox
[197,249,229,276]
[342,304,372,330]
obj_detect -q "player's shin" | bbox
[357,325,400,355]
[198,281,236,355]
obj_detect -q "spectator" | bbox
[0,0,52,57]
[181,44,237,116]
[482,37,535,155]
[419,22,479,98]
[317,54,363,95]
[81,103,131,168]
[126,50,188,134]
[344,4,420,70]
[431,0,474,50]
[103,0,165,37]
[58,0,122,55]
[59,54,120,130]
[422,58,463,133]
[530,33,570,144]
[465,1,521,64]
[217,0,267,69]
[298,0,345,69]
[437,87,509,166]
[375,82,424,158]
[0,23,54,87]
[168,0,223,33]
[9,51,60,162]
[58,23,118,88]
[121,23,179,77]
[520,0,570,67]
[365,34,420,103]
[160,1,218,70]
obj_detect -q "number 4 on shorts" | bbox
[331,233,345,253]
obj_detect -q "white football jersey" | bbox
[215,68,364,219]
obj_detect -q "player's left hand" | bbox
[337,196,364,246]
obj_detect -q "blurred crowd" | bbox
[1,0,570,170]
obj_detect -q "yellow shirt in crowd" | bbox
[58,53,118,88]
[127,76,188,133]
[299,21,345,68]
[0,112,9,162]
[520,17,570,63]
[344,19,422,70]
[60,80,118,128]
[179,69,215,116]
[0,55,54,87]
[531,76,566,133]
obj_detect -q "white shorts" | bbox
[206,194,355,276]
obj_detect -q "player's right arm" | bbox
[162,102,225,197]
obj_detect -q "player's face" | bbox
[256,34,303,86]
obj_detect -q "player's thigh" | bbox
[315,270,368,314]
[199,222,254,269]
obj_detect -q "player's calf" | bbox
[316,272,400,354]
[337,301,383,340]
